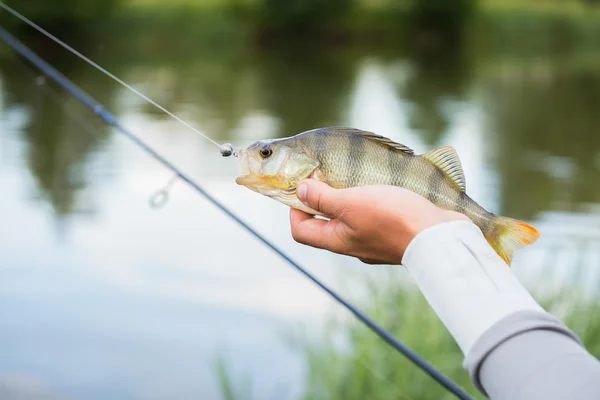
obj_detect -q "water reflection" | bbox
[0,35,121,219]
[255,43,358,136]
[1,21,600,399]
[483,59,600,219]
[401,38,473,147]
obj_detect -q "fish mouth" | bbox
[235,174,262,188]
[235,149,256,185]
[236,149,250,176]
[235,149,272,193]
[235,149,293,198]
[236,174,284,196]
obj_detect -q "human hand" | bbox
[289,180,471,265]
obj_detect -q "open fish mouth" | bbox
[235,149,273,193]
[236,174,285,196]
[236,149,250,177]
[235,174,262,188]
[235,149,259,185]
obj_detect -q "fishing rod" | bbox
[0,5,475,399]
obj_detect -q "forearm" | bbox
[466,311,600,399]
[402,221,600,399]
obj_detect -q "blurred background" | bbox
[1,0,600,399]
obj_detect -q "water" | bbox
[1,21,600,399]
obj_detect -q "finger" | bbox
[290,209,343,253]
[289,208,329,248]
[359,257,384,265]
[296,180,345,218]
[289,207,314,226]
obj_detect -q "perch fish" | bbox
[236,127,539,265]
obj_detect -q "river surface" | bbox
[1,20,600,399]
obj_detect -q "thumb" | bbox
[296,179,344,218]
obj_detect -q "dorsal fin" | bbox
[322,126,414,155]
[422,146,466,191]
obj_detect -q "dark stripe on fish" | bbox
[426,168,445,204]
[399,155,418,188]
[313,131,328,171]
[388,147,398,186]
[314,130,327,155]
[347,134,365,185]
[455,192,467,214]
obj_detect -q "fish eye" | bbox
[260,146,273,158]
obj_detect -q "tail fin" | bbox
[486,217,540,266]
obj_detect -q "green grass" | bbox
[293,278,483,400]
[215,273,600,400]
[214,354,254,400]
[293,273,600,400]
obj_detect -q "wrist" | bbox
[401,211,472,263]
[401,220,544,355]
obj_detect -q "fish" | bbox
[235,126,539,265]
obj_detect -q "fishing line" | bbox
[0,15,475,400]
[0,0,232,205]
[33,74,103,139]
[0,1,224,151]
[29,72,179,209]
[26,46,420,400]
[149,174,179,209]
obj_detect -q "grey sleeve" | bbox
[464,310,600,400]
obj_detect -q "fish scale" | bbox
[236,126,540,265]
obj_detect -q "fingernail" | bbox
[297,183,307,203]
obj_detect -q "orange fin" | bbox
[486,217,540,266]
